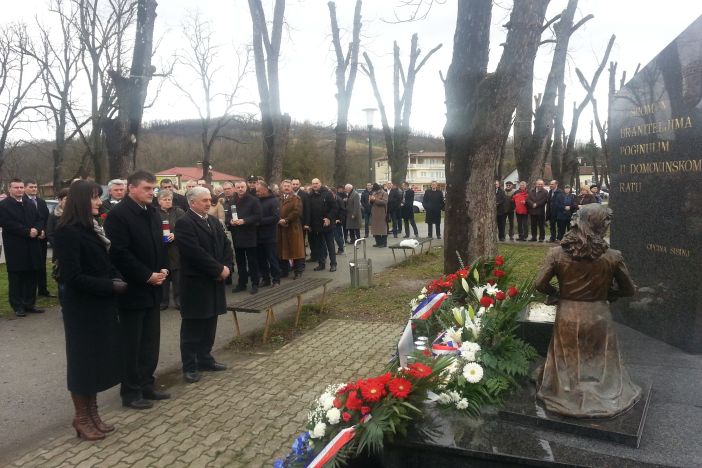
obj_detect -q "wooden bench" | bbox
[388,237,434,263]
[226,277,333,343]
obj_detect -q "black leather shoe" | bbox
[313,264,326,271]
[122,398,153,410]
[232,285,247,293]
[25,307,45,314]
[184,371,201,383]
[199,362,227,372]
[143,389,171,400]
[260,279,271,287]
[14,309,26,317]
[329,265,337,272]
[250,285,259,294]
[403,235,409,238]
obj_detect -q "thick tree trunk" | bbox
[104,0,157,179]
[513,78,533,182]
[550,82,566,182]
[444,0,548,273]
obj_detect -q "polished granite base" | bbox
[498,382,652,448]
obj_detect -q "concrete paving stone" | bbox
[75,457,102,468]
[150,448,181,467]
[101,450,130,466]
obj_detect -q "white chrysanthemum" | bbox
[421,286,428,294]
[460,341,481,362]
[417,294,426,301]
[311,421,326,438]
[319,393,335,411]
[456,398,469,410]
[437,393,452,404]
[448,390,461,403]
[326,408,341,425]
[463,363,484,383]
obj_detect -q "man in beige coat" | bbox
[277,180,306,278]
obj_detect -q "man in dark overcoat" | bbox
[360,182,372,238]
[423,181,445,239]
[104,170,170,409]
[527,179,549,242]
[400,182,418,238]
[0,179,43,317]
[388,183,403,238]
[495,180,507,242]
[305,178,337,272]
[174,186,233,383]
[546,180,563,243]
[229,180,261,294]
[23,179,53,297]
[256,181,281,286]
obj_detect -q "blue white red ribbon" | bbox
[411,293,448,320]
[307,426,356,468]
[431,331,459,356]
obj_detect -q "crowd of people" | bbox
[0,170,447,442]
[496,179,604,243]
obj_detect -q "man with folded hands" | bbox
[174,186,233,384]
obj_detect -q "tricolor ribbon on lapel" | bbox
[411,293,448,320]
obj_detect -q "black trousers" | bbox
[160,269,180,308]
[347,228,360,243]
[496,213,506,241]
[8,270,38,312]
[403,216,418,236]
[37,239,49,294]
[427,222,441,238]
[119,306,160,402]
[530,214,546,240]
[363,211,371,237]
[506,212,515,239]
[516,214,529,240]
[235,247,259,287]
[180,316,218,373]
[548,216,558,241]
[391,208,402,236]
[309,230,337,266]
[257,242,281,283]
[280,258,305,274]
[333,224,345,251]
[557,219,570,240]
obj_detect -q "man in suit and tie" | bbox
[174,186,233,383]
[0,179,44,316]
[24,179,54,297]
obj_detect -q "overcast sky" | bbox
[5,0,702,141]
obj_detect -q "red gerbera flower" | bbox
[457,269,469,278]
[494,255,505,266]
[376,372,392,385]
[493,269,505,278]
[407,362,432,379]
[359,378,386,402]
[345,391,363,411]
[342,412,351,422]
[480,296,494,308]
[495,291,506,301]
[361,406,371,415]
[507,286,519,297]
[388,378,412,400]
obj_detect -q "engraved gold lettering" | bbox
[619,140,670,156]
[629,159,702,174]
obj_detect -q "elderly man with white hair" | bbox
[174,186,233,383]
[99,179,127,215]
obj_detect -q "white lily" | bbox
[485,283,500,296]
[452,306,466,326]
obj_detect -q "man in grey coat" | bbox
[344,184,362,244]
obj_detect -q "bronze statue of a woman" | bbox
[535,204,641,418]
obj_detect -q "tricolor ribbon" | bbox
[431,331,459,356]
[307,426,356,468]
[411,293,448,320]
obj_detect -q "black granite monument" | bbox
[610,15,702,354]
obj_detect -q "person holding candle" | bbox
[157,189,185,310]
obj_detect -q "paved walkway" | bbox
[7,319,403,467]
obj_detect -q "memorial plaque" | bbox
[610,15,702,353]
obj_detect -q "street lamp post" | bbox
[362,107,377,183]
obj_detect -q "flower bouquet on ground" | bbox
[275,356,452,468]
[410,255,538,415]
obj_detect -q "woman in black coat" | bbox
[423,181,445,239]
[54,180,127,441]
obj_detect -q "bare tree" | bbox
[0,24,44,183]
[70,0,136,182]
[362,34,441,185]
[26,0,86,190]
[170,12,250,183]
[248,0,289,184]
[514,0,592,184]
[102,0,158,179]
[329,0,362,186]
[443,0,548,273]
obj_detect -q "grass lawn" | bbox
[0,262,60,318]
[229,242,551,350]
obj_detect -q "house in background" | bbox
[155,167,242,189]
[502,164,600,189]
[374,151,446,191]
